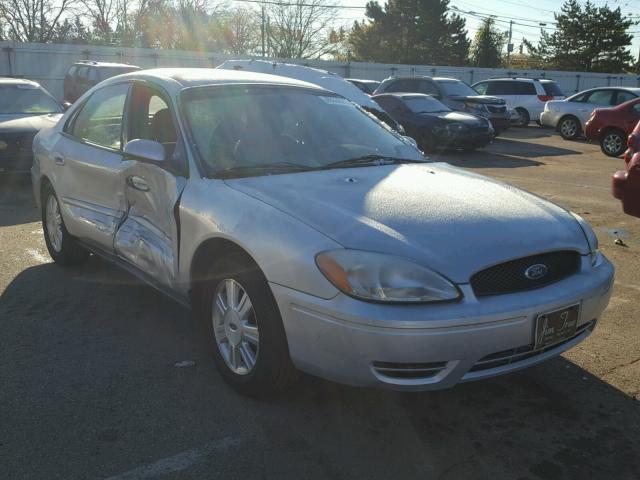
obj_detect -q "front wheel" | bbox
[600,129,626,157]
[41,185,88,265]
[559,116,581,140]
[200,253,298,397]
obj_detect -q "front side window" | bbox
[128,84,178,159]
[182,86,422,176]
[473,82,488,95]
[0,85,61,114]
[437,80,478,97]
[71,83,129,149]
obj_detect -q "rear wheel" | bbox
[41,184,88,265]
[515,108,530,127]
[600,129,626,157]
[558,116,581,140]
[199,252,298,397]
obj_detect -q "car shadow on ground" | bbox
[502,126,555,140]
[1,260,639,479]
[0,175,39,226]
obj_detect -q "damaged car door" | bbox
[114,82,187,289]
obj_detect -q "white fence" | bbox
[1,41,639,100]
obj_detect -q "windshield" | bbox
[403,96,451,113]
[182,85,423,176]
[0,85,61,114]
[437,80,478,97]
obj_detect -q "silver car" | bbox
[540,87,640,140]
[32,69,614,396]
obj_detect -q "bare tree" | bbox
[80,0,119,41]
[265,0,338,59]
[0,0,76,42]
[220,7,259,55]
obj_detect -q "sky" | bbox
[298,0,640,58]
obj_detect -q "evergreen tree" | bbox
[469,17,505,68]
[349,0,470,66]
[525,0,635,73]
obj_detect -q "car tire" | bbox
[515,108,530,127]
[41,184,89,266]
[199,252,298,397]
[600,129,626,157]
[558,116,581,140]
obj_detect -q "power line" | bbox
[230,0,365,9]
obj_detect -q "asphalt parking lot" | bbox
[1,127,639,480]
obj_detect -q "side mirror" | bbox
[123,139,166,163]
[62,101,72,111]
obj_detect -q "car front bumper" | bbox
[539,111,560,128]
[272,255,614,391]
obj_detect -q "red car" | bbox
[586,97,640,157]
[612,120,640,217]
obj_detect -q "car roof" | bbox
[73,61,140,69]
[346,78,379,84]
[0,77,41,87]
[580,86,640,94]
[374,92,433,99]
[101,68,325,91]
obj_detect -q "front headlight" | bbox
[571,212,600,267]
[316,250,461,303]
[447,123,467,133]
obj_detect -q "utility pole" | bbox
[506,20,513,67]
[261,2,266,57]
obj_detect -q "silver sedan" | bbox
[32,69,614,396]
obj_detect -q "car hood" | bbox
[225,163,588,283]
[449,95,505,105]
[0,113,61,134]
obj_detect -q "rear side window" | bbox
[542,82,564,97]
[70,83,130,149]
[514,82,536,95]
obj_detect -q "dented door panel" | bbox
[115,161,186,288]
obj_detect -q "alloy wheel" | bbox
[603,132,623,156]
[212,278,259,375]
[560,119,577,138]
[46,195,63,253]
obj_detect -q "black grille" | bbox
[471,251,581,297]
[468,320,596,373]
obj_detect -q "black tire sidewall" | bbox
[601,130,625,157]
[41,185,86,265]
[200,253,296,396]
[516,108,530,127]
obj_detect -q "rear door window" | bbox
[614,90,637,105]
[515,82,537,95]
[487,81,516,95]
[585,90,615,105]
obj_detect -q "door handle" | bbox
[53,153,65,165]
[127,175,150,192]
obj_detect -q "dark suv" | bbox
[63,61,141,103]
[374,76,510,134]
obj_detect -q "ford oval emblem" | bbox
[525,264,548,280]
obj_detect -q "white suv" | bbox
[472,78,565,127]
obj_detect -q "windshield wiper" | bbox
[321,155,426,170]
[214,161,316,178]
